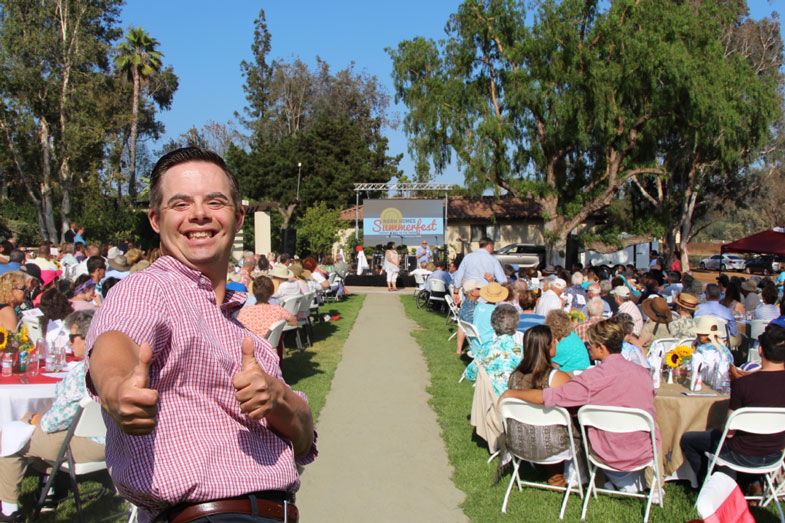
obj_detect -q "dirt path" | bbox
[296,292,466,522]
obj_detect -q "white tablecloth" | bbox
[0,373,68,425]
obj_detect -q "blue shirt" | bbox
[694,300,738,337]
[552,332,591,373]
[458,298,477,323]
[426,269,452,292]
[473,302,497,345]
[415,246,432,264]
[0,261,21,275]
[518,313,545,333]
[73,233,84,244]
[452,248,506,288]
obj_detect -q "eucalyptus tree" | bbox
[0,0,123,242]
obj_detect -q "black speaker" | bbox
[371,253,384,270]
[281,228,297,256]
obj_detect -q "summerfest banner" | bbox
[362,199,444,246]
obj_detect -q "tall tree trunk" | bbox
[1,119,47,241]
[128,68,140,203]
[38,119,58,243]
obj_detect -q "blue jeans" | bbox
[680,429,783,487]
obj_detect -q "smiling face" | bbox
[148,161,245,283]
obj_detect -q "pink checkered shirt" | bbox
[85,256,317,521]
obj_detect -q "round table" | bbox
[654,382,729,476]
[0,373,68,425]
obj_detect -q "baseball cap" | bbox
[610,285,631,298]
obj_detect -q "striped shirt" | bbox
[85,256,317,521]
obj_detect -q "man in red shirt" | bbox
[86,148,316,522]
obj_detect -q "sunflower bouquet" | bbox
[568,310,586,323]
[0,325,33,353]
[664,345,694,385]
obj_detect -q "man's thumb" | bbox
[240,337,258,370]
[132,342,153,389]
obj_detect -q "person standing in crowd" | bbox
[73,225,85,245]
[63,222,78,244]
[415,239,432,265]
[85,147,316,522]
[451,237,506,293]
[741,280,761,313]
[383,241,400,292]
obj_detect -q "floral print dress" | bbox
[464,334,523,396]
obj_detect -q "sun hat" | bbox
[39,269,62,287]
[741,280,758,293]
[270,264,294,279]
[21,263,42,282]
[694,315,726,337]
[462,279,483,293]
[610,285,631,298]
[641,296,673,323]
[290,264,304,279]
[479,282,509,303]
[673,292,699,311]
[107,246,122,259]
[107,255,130,272]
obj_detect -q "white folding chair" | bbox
[34,396,107,522]
[413,273,427,294]
[499,399,584,518]
[264,319,288,350]
[577,405,663,522]
[426,278,448,311]
[281,295,305,351]
[702,407,785,512]
[747,319,769,363]
[445,298,460,331]
[296,291,315,346]
[458,320,482,383]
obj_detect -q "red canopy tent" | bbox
[721,229,785,255]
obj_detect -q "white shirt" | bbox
[535,289,563,317]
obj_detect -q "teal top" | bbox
[553,331,591,373]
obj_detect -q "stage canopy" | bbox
[721,228,785,256]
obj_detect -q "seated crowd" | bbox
[450,257,785,508]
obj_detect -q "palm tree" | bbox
[115,27,163,202]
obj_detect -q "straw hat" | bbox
[479,282,508,303]
[270,264,293,279]
[107,255,130,272]
[741,280,758,293]
[641,296,673,323]
[694,315,727,338]
[673,292,699,311]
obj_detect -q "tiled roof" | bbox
[339,196,543,222]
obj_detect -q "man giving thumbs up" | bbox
[86,148,316,522]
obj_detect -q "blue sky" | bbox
[121,1,783,188]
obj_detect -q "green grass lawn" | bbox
[13,295,364,522]
[401,295,781,522]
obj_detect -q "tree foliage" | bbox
[296,201,345,255]
[388,0,782,261]
[0,1,177,245]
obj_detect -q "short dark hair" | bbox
[149,147,241,212]
[257,255,270,271]
[86,256,105,274]
[38,287,74,321]
[761,285,778,305]
[478,237,494,249]
[9,249,24,263]
[518,289,537,310]
[587,320,625,354]
[251,275,275,303]
[102,277,120,298]
[759,323,785,363]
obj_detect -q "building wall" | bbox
[445,221,545,259]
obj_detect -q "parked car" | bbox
[698,254,746,271]
[493,244,546,269]
[744,255,785,275]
